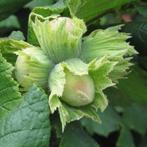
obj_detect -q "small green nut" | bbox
[15,47,53,89]
[61,72,95,107]
[50,17,74,32]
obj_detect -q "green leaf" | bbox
[136,5,147,18]
[65,0,137,22]
[26,0,54,9]
[123,21,147,56]
[60,122,100,147]
[0,15,20,29]
[117,127,135,147]
[107,64,147,106]
[81,106,121,137]
[138,56,147,71]
[0,85,51,147]
[122,104,147,135]
[0,0,31,20]
[32,0,66,17]
[0,54,21,118]
[99,13,121,26]
[8,31,25,41]
[139,136,147,147]
[0,15,20,36]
